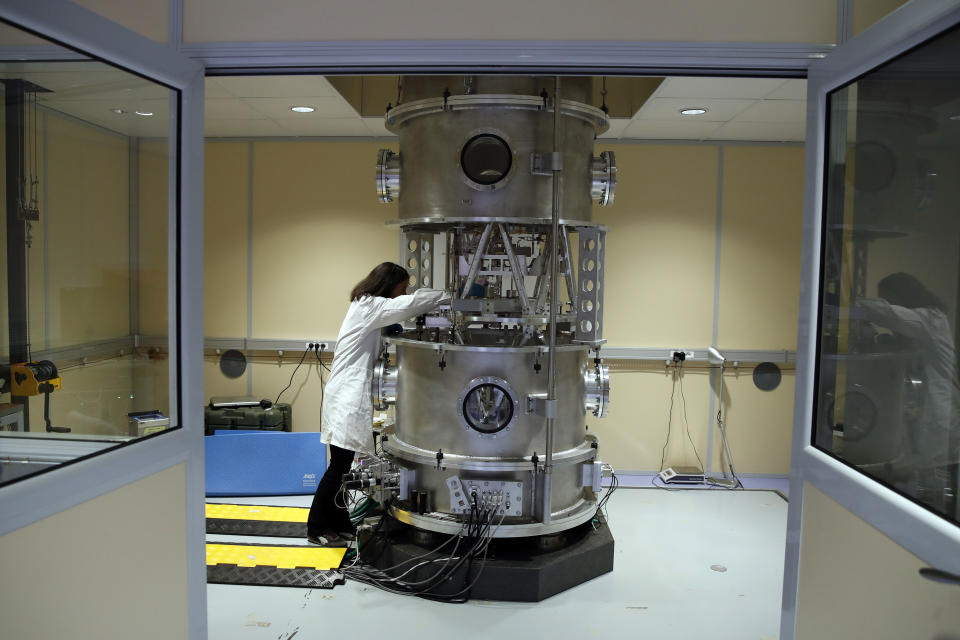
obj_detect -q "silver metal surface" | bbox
[383,435,598,472]
[387,216,606,230]
[497,223,532,315]
[372,357,397,410]
[591,150,617,205]
[390,342,590,455]
[584,362,610,418]
[459,222,493,299]
[383,83,606,224]
[376,148,401,203]
[373,75,612,537]
[385,94,608,132]
[390,492,598,538]
[575,227,605,343]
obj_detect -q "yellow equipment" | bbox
[10,360,68,432]
[11,360,61,396]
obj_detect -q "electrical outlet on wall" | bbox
[671,350,694,362]
[305,341,329,351]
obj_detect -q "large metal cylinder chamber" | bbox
[389,339,593,455]
[377,76,615,221]
[377,338,609,537]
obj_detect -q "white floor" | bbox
[207,488,788,640]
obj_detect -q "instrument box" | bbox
[203,402,292,436]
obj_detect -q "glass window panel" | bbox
[815,24,960,524]
[0,22,178,485]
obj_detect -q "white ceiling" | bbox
[598,77,807,142]
[204,75,809,143]
[1,66,808,143]
[0,61,172,137]
[205,76,384,138]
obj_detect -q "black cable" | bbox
[274,347,310,405]
[596,471,619,521]
[677,361,705,474]
[345,500,496,603]
[315,344,331,372]
[659,362,679,472]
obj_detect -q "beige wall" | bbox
[595,144,718,348]
[204,141,248,338]
[718,146,804,350]
[0,463,189,639]
[183,0,838,44]
[74,0,170,42]
[204,139,804,474]
[250,141,398,338]
[795,483,960,639]
[46,114,130,347]
[852,0,911,37]
[139,140,170,337]
[0,112,172,435]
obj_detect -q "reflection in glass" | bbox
[462,384,513,434]
[815,25,960,523]
[0,22,175,485]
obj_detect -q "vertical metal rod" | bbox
[542,76,562,524]
[497,223,531,314]
[4,80,30,428]
[460,222,493,299]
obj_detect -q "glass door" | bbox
[0,1,205,637]
[785,2,960,638]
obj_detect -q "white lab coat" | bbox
[321,288,449,456]
[858,298,960,466]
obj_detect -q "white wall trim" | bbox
[185,40,831,74]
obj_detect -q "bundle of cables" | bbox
[342,496,506,603]
[593,471,619,527]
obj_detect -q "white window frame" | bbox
[782,2,960,637]
[0,1,205,637]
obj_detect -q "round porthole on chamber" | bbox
[460,134,512,187]
[457,376,519,435]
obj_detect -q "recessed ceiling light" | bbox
[680,108,708,116]
[110,108,126,114]
[949,114,960,121]
[135,110,153,117]
[290,106,315,113]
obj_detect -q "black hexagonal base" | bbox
[359,514,614,601]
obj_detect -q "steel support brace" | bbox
[460,222,494,299]
[4,80,30,427]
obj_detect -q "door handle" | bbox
[919,567,960,587]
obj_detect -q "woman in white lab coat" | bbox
[307,262,449,545]
[858,272,960,517]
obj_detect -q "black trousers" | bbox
[307,444,356,536]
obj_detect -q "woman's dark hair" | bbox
[350,262,409,301]
[877,272,945,311]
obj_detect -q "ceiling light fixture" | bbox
[680,108,708,116]
[110,108,126,114]
[290,106,315,113]
[135,110,153,117]
[950,114,960,121]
